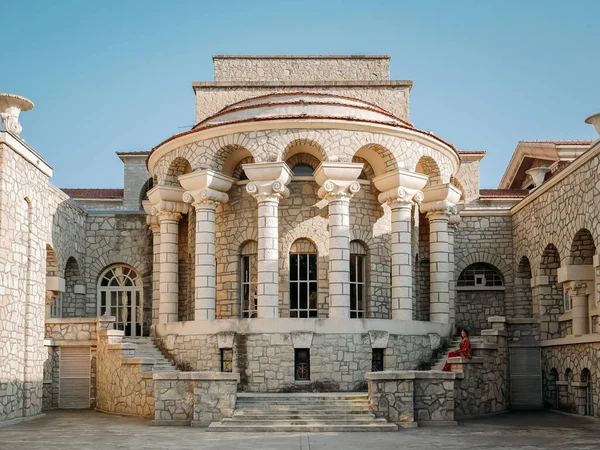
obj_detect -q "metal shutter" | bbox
[59,347,91,409]
[509,347,543,409]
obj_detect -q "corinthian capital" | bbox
[179,169,234,209]
[373,169,429,207]
[378,186,423,206]
[317,179,361,200]
[246,180,290,202]
[146,214,160,233]
[420,183,462,218]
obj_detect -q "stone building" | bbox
[0,55,599,427]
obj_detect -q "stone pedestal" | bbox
[243,162,292,318]
[314,162,363,318]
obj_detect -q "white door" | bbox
[59,347,91,409]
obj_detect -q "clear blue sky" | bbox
[3,0,599,189]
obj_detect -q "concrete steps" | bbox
[208,393,398,432]
[122,337,178,372]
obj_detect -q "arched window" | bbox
[97,265,143,337]
[457,263,504,290]
[350,241,367,318]
[582,369,593,416]
[290,239,318,318]
[240,241,258,318]
[291,164,314,177]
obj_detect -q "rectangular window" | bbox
[350,254,365,318]
[294,348,310,380]
[563,286,572,311]
[372,348,384,372]
[289,254,318,318]
[50,293,63,318]
[241,255,257,318]
[220,348,233,373]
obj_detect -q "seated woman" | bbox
[442,329,472,372]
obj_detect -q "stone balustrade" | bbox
[153,371,239,426]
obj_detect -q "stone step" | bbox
[223,417,388,424]
[235,408,374,414]
[236,399,371,404]
[207,423,398,432]
[230,414,378,421]
[237,393,367,399]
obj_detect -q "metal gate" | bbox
[509,346,543,409]
[59,347,91,409]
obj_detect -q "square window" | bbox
[294,348,310,380]
[221,348,233,373]
[372,349,384,372]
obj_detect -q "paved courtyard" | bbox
[0,410,599,450]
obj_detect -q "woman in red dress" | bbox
[442,329,472,372]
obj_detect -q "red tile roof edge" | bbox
[61,188,124,199]
[458,150,486,154]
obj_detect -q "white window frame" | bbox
[289,252,318,318]
[457,263,505,291]
[240,254,258,318]
[97,265,143,337]
[350,253,365,318]
[50,293,63,318]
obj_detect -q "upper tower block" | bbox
[213,55,391,82]
[193,55,412,124]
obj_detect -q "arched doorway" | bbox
[97,265,143,336]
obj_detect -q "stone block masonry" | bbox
[153,371,239,426]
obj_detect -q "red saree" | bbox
[442,338,471,372]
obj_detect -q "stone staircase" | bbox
[430,336,483,371]
[208,393,398,432]
[122,337,178,372]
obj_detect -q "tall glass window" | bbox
[289,239,318,318]
[240,241,258,318]
[350,241,367,318]
[97,265,143,337]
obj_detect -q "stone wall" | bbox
[121,155,151,211]
[366,370,456,426]
[454,158,480,203]
[456,291,505,334]
[0,136,52,423]
[153,372,239,426]
[156,328,438,392]
[541,342,600,417]
[95,330,154,417]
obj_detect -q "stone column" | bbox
[447,212,460,327]
[374,169,428,321]
[180,170,234,321]
[147,215,161,326]
[421,184,461,324]
[151,202,188,324]
[315,162,364,318]
[243,162,292,319]
[567,281,589,336]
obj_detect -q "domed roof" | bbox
[192,92,414,131]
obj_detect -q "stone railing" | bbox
[95,329,155,417]
[153,371,239,426]
[451,316,510,418]
[45,315,114,343]
[366,370,457,427]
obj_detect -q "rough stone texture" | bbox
[366,371,455,425]
[0,138,52,423]
[542,343,600,416]
[121,156,151,211]
[456,291,505,334]
[213,56,391,82]
[454,159,480,203]
[95,330,154,417]
[452,327,510,418]
[153,372,238,426]
[156,332,435,392]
